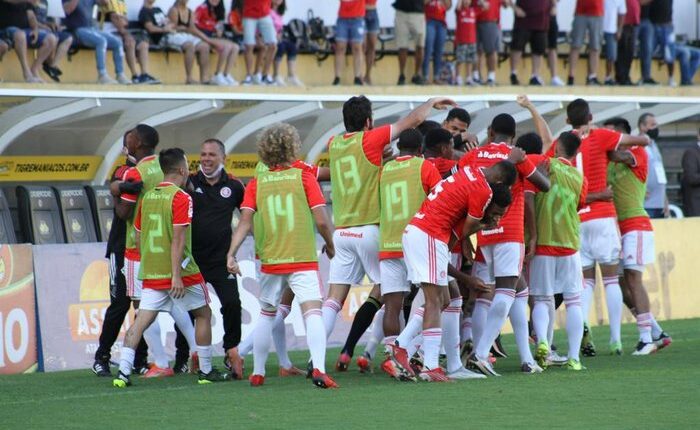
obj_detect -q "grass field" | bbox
[1,318,698,429]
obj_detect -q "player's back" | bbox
[574,128,621,221]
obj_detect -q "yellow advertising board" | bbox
[0,156,102,182]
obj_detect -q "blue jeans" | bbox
[654,24,675,64]
[75,27,124,75]
[674,44,700,84]
[638,19,654,80]
[423,19,447,81]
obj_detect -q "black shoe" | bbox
[92,359,112,377]
[604,78,615,86]
[354,76,363,85]
[619,78,634,86]
[510,73,520,85]
[397,74,406,85]
[490,334,508,358]
[173,358,189,374]
[198,367,230,384]
[306,359,313,379]
[42,63,61,82]
[486,78,496,86]
[586,76,602,85]
[411,75,425,85]
[133,363,150,375]
[641,78,659,85]
[332,77,340,86]
[567,76,575,86]
[529,76,543,86]
[132,74,144,84]
[141,73,161,85]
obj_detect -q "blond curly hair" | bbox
[257,123,301,167]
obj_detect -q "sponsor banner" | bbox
[110,154,261,180]
[0,156,102,182]
[0,245,37,375]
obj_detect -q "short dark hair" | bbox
[417,120,442,136]
[557,131,581,157]
[159,148,187,174]
[566,98,591,128]
[493,160,517,186]
[638,112,655,128]
[490,182,512,208]
[133,124,159,149]
[491,113,516,138]
[202,138,225,156]
[397,128,423,152]
[424,128,453,150]
[603,117,631,134]
[515,132,543,155]
[446,108,471,126]
[343,96,372,132]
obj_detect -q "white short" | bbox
[402,224,449,287]
[139,283,210,312]
[243,15,277,45]
[447,252,463,282]
[164,32,204,49]
[529,253,583,297]
[329,225,380,285]
[471,260,491,285]
[124,257,142,299]
[380,258,411,295]
[621,230,655,272]
[474,242,525,285]
[580,217,621,268]
[259,271,323,306]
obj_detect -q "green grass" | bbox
[1,319,698,429]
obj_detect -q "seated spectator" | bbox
[34,0,73,82]
[423,0,450,85]
[393,0,425,85]
[615,0,640,86]
[270,0,302,86]
[454,0,477,86]
[681,129,700,216]
[509,0,550,86]
[568,0,604,85]
[62,0,129,84]
[334,0,366,85]
[546,0,564,86]
[475,0,508,86]
[0,34,8,81]
[99,0,159,84]
[241,0,276,85]
[669,42,700,86]
[650,0,675,86]
[141,0,210,85]
[194,0,239,86]
[602,0,626,85]
[363,0,379,84]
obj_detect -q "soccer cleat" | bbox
[112,371,131,388]
[438,354,448,370]
[356,352,372,373]
[546,350,569,367]
[409,354,424,375]
[143,366,174,378]
[535,341,550,369]
[173,357,189,374]
[565,358,584,371]
[381,358,400,379]
[418,367,451,382]
[521,362,544,374]
[224,348,242,380]
[389,343,415,377]
[335,352,351,372]
[306,359,313,378]
[249,374,265,387]
[491,335,508,358]
[631,341,658,356]
[311,369,339,389]
[610,341,623,356]
[198,368,230,384]
[654,332,672,350]
[447,366,486,380]
[133,363,150,375]
[279,366,305,377]
[467,354,501,377]
[460,339,473,367]
[581,323,597,357]
[92,359,111,377]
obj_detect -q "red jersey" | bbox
[242,0,271,19]
[576,0,604,17]
[410,165,493,244]
[458,143,537,246]
[366,0,377,6]
[326,124,392,167]
[339,0,366,19]
[426,156,457,177]
[291,159,320,179]
[624,0,640,25]
[194,4,218,32]
[455,6,477,44]
[618,146,653,235]
[241,167,326,274]
[425,0,447,24]
[477,0,501,22]
[121,156,155,260]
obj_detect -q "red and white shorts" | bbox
[123,257,143,299]
[139,283,210,312]
[620,230,655,272]
[259,270,323,306]
[329,225,380,285]
[473,242,525,285]
[402,224,449,287]
[529,253,583,297]
[580,217,621,268]
[380,258,411,295]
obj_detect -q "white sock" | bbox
[363,307,385,359]
[119,347,135,376]
[582,278,596,324]
[636,312,653,343]
[547,297,556,345]
[564,293,583,361]
[650,315,663,338]
[475,289,515,360]
[383,335,398,347]
[170,304,196,350]
[603,276,623,344]
[303,308,327,373]
[510,289,534,364]
[396,307,424,348]
[487,71,496,81]
[472,298,491,347]
[252,309,275,376]
[532,296,551,346]
[442,297,463,373]
[422,328,442,370]
[196,344,212,374]
[472,71,480,81]
[406,334,423,358]
[272,304,292,368]
[321,298,342,338]
[238,332,253,356]
[461,316,473,343]
[142,317,169,368]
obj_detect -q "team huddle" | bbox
[111,93,672,389]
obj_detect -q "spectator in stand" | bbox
[475,0,510,86]
[0,0,57,83]
[638,113,669,219]
[546,0,564,86]
[568,0,604,85]
[681,129,700,217]
[393,0,425,85]
[99,0,160,84]
[615,0,641,86]
[241,0,276,85]
[363,0,379,85]
[602,0,626,85]
[0,30,9,83]
[637,0,656,84]
[34,0,73,83]
[228,0,243,43]
[334,0,366,85]
[454,0,478,86]
[673,42,700,86]
[271,0,302,86]
[509,0,550,86]
[194,0,240,86]
[62,0,129,84]
[649,0,675,86]
[423,0,450,85]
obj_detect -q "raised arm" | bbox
[517,94,554,153]
[619,133,651,149]
[391,97,457,139]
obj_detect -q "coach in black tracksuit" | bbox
[174,139,245,372]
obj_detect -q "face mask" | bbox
[200,163,224,179]
[646,128,659,140]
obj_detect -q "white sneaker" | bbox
[287,76,304,87]
[253,73,263,85]
[447,366,486,380]
[551,76,565,86]
[224,74,239,86]
[546,350,569,366]
[98,73,118,84]
[275,76,286,86]
[210,73,229,86]
[455,75,464,86]
[668,77,677,87]
[116,74,131,85]
[521,362,544,374]
[242,75,254,85]
[631,341,658,356]
[262,75,275,85]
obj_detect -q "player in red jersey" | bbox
[424,128,458,177]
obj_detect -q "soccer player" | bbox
[529,132,588,371]
[226,123,337,388]
[424,128,458,177]
[325,95,456,371]
[113,148,227,387]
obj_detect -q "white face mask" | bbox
[200,163,224,179]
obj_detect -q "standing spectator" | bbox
[615,0,641,85]
[568,0,604,85]
[34,0,73,82]
[637,0,656,84]
[393,0,425,85]
[0,0,57,83]
[602,0,626,85]
[363,0,379,84]
[638,113,669,218]
[475,0,509,86]
[99,0,160,84]
[62,0,129,84]
[169,0,220,85]
[271,0,303,86]
[334,0,366,85]
[423,0,450,85]
[241,0,276,85]
[195,0,240,86]
[509,0,550,86]
[546,0,564,86]
[0,37,8,82]
[681,129,700,216]
[454,0,477,86]
[649,0,675,86]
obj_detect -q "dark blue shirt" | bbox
[62,0,96,30]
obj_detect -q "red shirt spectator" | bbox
[194,4,218,32]
[456,6,477,44]
[425,0,448,24]
[513,0,551,31]
[243,0,270,19]
[477,0,501,22]
[624,0,640,25]
[575,0,604,17]
[339,0,366,19]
